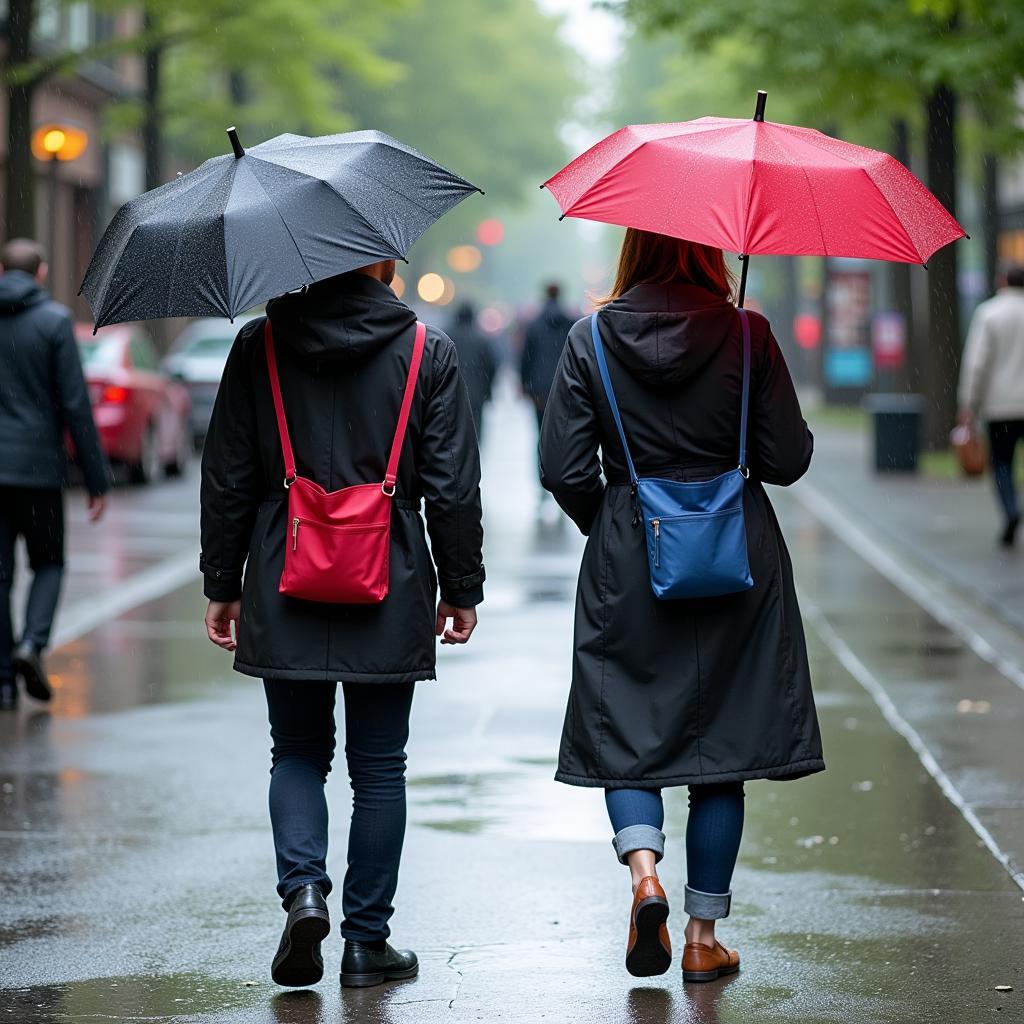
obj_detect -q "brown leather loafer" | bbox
[625,876,671,977]
[682,940,740,983]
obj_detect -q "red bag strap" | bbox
[264,319,297,486]
[383,321,426,495]
[264,318,426,495]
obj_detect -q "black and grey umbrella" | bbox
[81,128,482,328]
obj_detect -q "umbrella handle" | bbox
[737,254,750,308]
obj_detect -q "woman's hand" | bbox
[435,601,477,645]
[205,600,241,651]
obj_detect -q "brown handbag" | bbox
[950,422,987,478]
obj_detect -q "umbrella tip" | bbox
[227,126,245,159]
[753,90,768,122]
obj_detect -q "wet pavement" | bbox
[1,383,1022,1023]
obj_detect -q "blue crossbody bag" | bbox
[590,309,754,600]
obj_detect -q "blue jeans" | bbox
[264,679,414,943]
[605,784,745,920]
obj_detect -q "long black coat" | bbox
[540,282,824,788]
[0,271,109,495]
[200,272,485,683]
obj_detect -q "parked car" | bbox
[164,315,258,448]
[74,323,192,484]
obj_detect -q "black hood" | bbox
[266,271,417,364]
[597,282,737,391]
[0,270,47,315]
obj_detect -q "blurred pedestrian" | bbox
[958,265,1024,547]
[540,228,823,983]
[447,301,497,439]
[200,263,484,989]
[521,282,574,491]
[0,239,109,712]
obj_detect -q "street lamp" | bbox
[31,122,88,291]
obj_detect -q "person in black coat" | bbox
[540,228,823,983]
[200,264,484,988]
[0,239,109,712]
[446,302,497,439]
[521,282,575,485]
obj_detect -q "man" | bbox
[958,266,1024,547]
[200,261,484,988]
[446,301,497,440]
[0,239,109,711]
[521,282,574,487]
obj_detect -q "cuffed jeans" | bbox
[264,679,414,943]
[0,487,65,684]
[605,783,745,920]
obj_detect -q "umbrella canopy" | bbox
[81,129,481,328]
[542,103,964,267]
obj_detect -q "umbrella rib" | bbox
[242,163,316,285]
[857,167,926,263]
[796,162,830,257]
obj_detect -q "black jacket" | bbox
[520,298,574,403]
[0,270,108,494]
[200,272,485,683]
[540,282,823,787]
[446,311,497,434]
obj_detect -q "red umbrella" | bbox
[542,92,965,305]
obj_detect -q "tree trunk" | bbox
[981,150,999,298]
[923,83,960,450]
[4,0,37,241]
[142,20,164,193]
[890,119,916,393]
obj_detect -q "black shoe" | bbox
[271,884,331,988]
[1001,516,1020,548]
[0,680,17,712]
[340,940,418,988]
[13,644,51,703]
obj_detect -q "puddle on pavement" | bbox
[1,973,259,1023]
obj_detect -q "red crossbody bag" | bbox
[264,319,426,604]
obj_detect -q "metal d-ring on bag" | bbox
[591,309,754,600]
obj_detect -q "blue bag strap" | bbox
[590,313,638,486]
[737,307,751,475]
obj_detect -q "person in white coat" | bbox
[958,266,1024,547]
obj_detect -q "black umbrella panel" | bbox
[81,129,482,328]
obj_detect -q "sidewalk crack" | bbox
[446,949,465,1009]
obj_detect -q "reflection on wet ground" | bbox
[1,395,1022,1022]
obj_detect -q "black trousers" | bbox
[263,679,414,943]
[988,419,1024,524]
[0,487,65,684]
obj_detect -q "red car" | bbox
[74,323,192,484]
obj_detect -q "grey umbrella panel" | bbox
[80,130,481,328]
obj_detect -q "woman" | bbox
[200,263,485,988]
[540,229,823,983]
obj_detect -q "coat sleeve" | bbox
[54,317,110,496]
[415,336,486,607]
[199,327,264,602]
[539,337,604,534]
[747,323,814,487]
[957,306,992,415]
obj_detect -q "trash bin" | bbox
[863,393,925,473]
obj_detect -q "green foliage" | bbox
[615,0,1024,155]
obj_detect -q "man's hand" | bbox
[205,600,241,652]
[87,494,107,522]
[435,601,477,645]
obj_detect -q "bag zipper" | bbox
[652,518,660,567]
[292,517,300,551]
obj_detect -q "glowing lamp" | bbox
[32,123,88,162]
